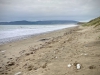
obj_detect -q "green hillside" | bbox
[83,16,100,27]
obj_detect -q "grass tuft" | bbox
[82,16,100,27]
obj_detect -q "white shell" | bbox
[67,64,71,68]
[77,64,81,69]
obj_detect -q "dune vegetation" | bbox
[83,16,100,27]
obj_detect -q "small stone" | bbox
[14,72,22,75]
[84,54,87,55]
[1,50,6,52]
[27,65,33,71]
[77,64,81,69]
[30,52,33,54]
[55,56,57,58]
[7,62,15,66]
[9,58,13,60]
[42,63,47,68]
[25,53,30,56]
[67,64,71,68]
[0,67,2,69]
[89,65,96,69]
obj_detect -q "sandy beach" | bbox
[0,25,100,75]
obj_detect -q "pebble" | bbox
[14,72,22,75]
[1,50,6,53]
[67,64,71,68]
[55,56,57,58]
[84,54,87,55]
[76,64,81,69]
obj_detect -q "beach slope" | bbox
[0,17,100,75]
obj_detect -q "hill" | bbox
[0,20,78,25]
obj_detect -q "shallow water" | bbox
[0,24,77,44]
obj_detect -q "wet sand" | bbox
[0,25,100,75]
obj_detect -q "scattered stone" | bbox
[2,73,4,74]
[67,64,71,68]
[33,67,38,70]
[25,53,30,56]
[1,50,6,53]
[0,67,2,69]
[30,52,34,54]
[14,72,22,75]
[19,50,26,55]
[4,56,6,58]
[81,53,83,55]
[5,73,8,74]
[77,64,81,69]
[7,62,15,66]
[73,62,81,70]
[84,54,87,55]
[55,56,57,59]
[27,65,33,71]
[42,63,47,68]
[9,58,13,60]
[89,65,96,69]
[40,38,49,41]
[73,62,78,66]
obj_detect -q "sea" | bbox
[0,24,77,44]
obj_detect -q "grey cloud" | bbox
[0,0,100,22]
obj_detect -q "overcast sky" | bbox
[0,0,100,22]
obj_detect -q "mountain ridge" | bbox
[0,20,78,25]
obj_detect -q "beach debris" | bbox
[0,67,2,69]
[14,72,22,75]
[54,51,56,54]
[84,53,87,55]
[55,56,57,58]
[67,64,71,68]
[25,53,30,56]
[81,53,88,56]
[41,62,47,68]
[40,38,49,41]
[19,50,26,55]
[73,62,81,70]
[89,65,96,69]
[7,61,15,66]
[27,65,33,71]
[76,64,81,69]
[8,58,13,60]
[1,50,6,53]
[30,52,34,54]
[81,53,83,55]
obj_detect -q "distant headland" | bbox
[0,20,78,25]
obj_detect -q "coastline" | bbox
[0,24,77,45]
[0,25,100,75]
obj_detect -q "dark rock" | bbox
[7,62,15,66]
[25,53,30,56]
[89,65,96,69]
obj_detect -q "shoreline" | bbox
[0,25,100,75]
[0,25,77,45]
[0,26,77,45]
[0,26,78,71]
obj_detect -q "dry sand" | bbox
[0,25,100,75]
